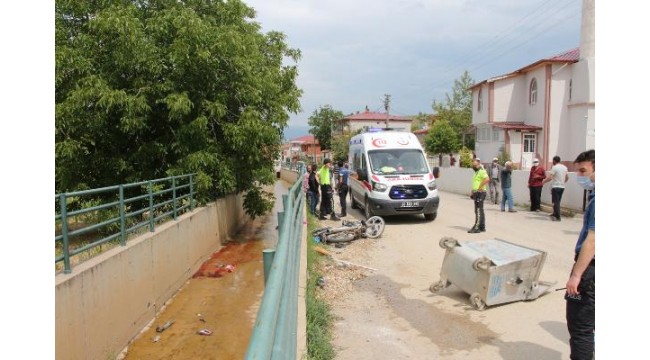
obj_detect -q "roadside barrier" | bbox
[246,167,305,359]
[55,174,195,273]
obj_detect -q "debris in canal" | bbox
[156,319,175,333]
[197,329,213,336]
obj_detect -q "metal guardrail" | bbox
[55,174,196,273]
[246,168,305,359]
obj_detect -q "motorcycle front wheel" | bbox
[364,216,385,239]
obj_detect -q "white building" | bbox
[469,0,594,170]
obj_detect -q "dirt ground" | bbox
[316,190,577,359]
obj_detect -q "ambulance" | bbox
[348,130,440,221]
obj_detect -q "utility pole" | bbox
[383,94,391,129]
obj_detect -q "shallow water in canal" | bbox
[122,180,290,360]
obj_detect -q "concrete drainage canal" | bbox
[120,181,289,360]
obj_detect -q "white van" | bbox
[348,130,440,221]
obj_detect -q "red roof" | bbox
[490,122,542,131]
[546,48,580,62]
[470,48,580,89]
[290,135,318,144]
[342,110,412,122]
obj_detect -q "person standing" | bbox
[565,149,595,360]
[528,158,545,212]
[468,158,490,233]
[449,153,456,167]
[332,161,340,189]
[336,161,350,217]
[543,155,569,221]
[488,157,502,204]
[302,164,320,216]
[317,159,339,221]
[500,161,516,212]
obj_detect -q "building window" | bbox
[476,126,491,142]
[492,128,500,141]
[523,134,536,153]
[477,88,483,111]
[529,78,538,105]
[569,79,573,101]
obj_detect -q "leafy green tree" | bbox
[55,0,302,218]
[307,105,343,151]
[459,146,474,168]
[330,134,351,163]
[433,70,475,150]
[424,120,461,158]
[410,112,431,131]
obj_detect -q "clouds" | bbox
[244,0,582,126]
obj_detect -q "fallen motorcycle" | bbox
[312,216,385,244]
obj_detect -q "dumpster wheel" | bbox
[472,257,492,271]
[429,280,450,293]
[439,237,458,249]
[469,293,486,311]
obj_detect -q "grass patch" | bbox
[305,212,335,360]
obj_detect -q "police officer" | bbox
[468,158,489,233]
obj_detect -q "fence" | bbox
[246,167,305,359]
[55,174,196,273]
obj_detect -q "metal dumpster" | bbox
[429,237,554,310]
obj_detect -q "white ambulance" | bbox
[348,130,440,221]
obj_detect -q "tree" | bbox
[433,70,475,150]
[55,0,302,218]
[410,112,431,131]
[424,120,461,158]
[307,105,343,151]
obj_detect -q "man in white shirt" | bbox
[543,155,569,221]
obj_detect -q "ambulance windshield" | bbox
[368,149,430,175]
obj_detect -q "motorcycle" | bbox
[312,216,385,244]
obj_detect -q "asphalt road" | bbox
[329,190,581,360]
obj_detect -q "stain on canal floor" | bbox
[121,182,289,360]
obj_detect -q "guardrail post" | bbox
[277,211,284,238]
[60,193,72,274]
[172,176,178,220]
[189,174,194,211]
[282,194,288,216]
[148,180,154,232]
[263,249,276,286]
[119,185,126,246]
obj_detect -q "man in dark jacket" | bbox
[528,158,546,212]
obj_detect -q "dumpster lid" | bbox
[463,239,544,266]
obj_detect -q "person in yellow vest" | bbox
[468,158,490,233]
[316,158,339,221]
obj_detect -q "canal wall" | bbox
[55,194,247,360]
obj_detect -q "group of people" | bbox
[476,155,570,223]
[302,158,350,221]
[469,150,595,360]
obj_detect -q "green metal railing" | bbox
[246,168,305,359]
[55,174,196,274]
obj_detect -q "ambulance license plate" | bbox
[401,201,420,207]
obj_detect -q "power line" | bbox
[446,0,568,77]
[465,9,580,76]
[435,0,580,92]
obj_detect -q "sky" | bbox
[1,1,647,358]
[243,0,583,133]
